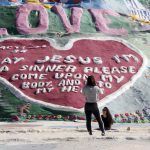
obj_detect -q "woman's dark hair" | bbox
[86,75,96,86]
[103,107,113,125]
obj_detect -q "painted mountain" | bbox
[0,0,150,120]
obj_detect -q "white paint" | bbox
[55,73,64,79]
[78,56,91,64]
[36,56,50,64]
[97,81,112,89]
[55,65,66,72]
[102,67,110,74]
[13,57,24,64]
[61,86,79,92]
[105,82,112,89]
[113,75,124,83]
[120,66,128,73]
[58,79,81,86]
[22,82,30,89]
[44,65,57,72]
[101,74,113,82]
[35,87,54,94]
[111,67,121,74]
[1,57,24,64]
[64,55,77,63]
[65,65,77,72]
[22,81,53,89]
[93,67,101,74]
[0,65,9,72]
[93,57,103,64]
[11,73,47,80]
[50,55,63,63]
[83,67,93,73]
[1,57,12,64]
[128,66,136,74]
[121,54,139,62]
[55,73,88,80]
[112,55,121,63]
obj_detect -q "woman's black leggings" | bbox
[84,103,105,133]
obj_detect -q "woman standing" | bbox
[82,75,105,136]
[101,107,113,130]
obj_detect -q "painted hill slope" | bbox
[0,0,149,121]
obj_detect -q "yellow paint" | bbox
[27,0,40,3]
[130,14,139,21]
[129,14,150,25]
[43,4,52,9]
[27,0,52,9]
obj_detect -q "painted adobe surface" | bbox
[0,1,149,116]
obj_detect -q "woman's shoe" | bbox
[89,131,92,135]
[101,132,105,136]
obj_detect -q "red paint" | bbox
[0,39,143,109]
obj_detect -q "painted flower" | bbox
[114,114,119,117]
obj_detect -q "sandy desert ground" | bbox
[0,121,150,150]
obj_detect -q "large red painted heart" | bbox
[0,38,144,111]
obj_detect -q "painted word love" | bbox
[0,39,143,111]
[0,4,127,36]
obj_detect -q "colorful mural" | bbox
[0,0,149,120]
